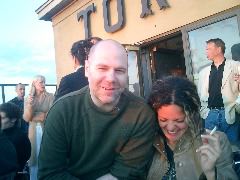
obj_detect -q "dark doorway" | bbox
[153,34,185,79]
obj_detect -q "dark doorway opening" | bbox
[153,34,185,79]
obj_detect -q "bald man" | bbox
[38,40,155,180]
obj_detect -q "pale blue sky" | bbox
[0,0,56,85]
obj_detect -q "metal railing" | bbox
[0,84,57,103]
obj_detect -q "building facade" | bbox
[36,0,240,98]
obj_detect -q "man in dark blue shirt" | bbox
[8,83,28,134]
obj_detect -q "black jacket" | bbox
[54,67,88,101]
[0,132,18,175]
[8,97,29,134]
[3,127,31,171]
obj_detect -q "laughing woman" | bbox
[147,76,237,180]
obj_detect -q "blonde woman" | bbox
[23,75,54,180]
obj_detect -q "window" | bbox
[187,16,240,84]
[128,50,140,96]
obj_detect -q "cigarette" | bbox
[210,126,217,135]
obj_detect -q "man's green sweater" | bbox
[38,87,156,180]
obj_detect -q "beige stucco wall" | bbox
[51,0,240,84]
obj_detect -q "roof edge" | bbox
[35,0,74,21]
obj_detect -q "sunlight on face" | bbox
[157,104,188,148]
[206,42,220,61]
[34,78,45,92]
[85,41,128,109]
[16,84,25,98]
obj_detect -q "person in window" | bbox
[23,75,54,180]
[147,76,237,180]
[0,102,31,174]
[198,38,240,144]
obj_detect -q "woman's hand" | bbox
[27,95,34,106]
[23,95,34,122]
[196,129,221,179]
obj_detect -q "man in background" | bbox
[8,83,28,134]
[198,38,240,144]
[38,39,155,179]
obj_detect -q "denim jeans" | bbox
[205,109,240,143]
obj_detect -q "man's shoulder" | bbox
[47,87,89,122]
[8,97,22,106]
[225,58,240,66]
[123,90,153,112]
[123,90,145,103]
[53,86,88,106]
[63,86,88,99]
[8,97,18,103]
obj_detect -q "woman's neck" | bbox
[36,90,44,96]
[167,141,177,150]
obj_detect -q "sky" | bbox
[0,0,56,85]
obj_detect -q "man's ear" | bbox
[85,60,89,78]
[217,47,222,54]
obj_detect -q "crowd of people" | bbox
[0,37,239,180]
